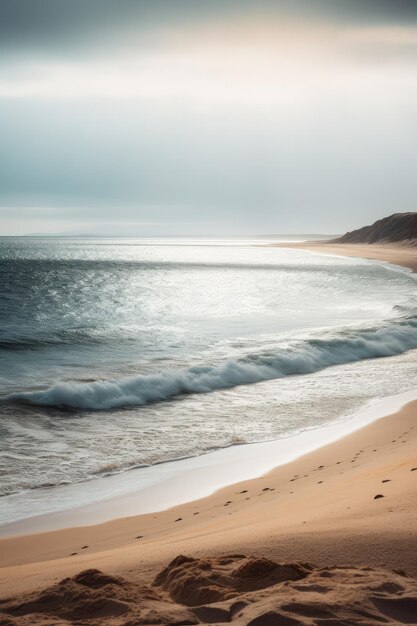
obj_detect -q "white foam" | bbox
[8,315,417,410]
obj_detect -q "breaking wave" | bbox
[7,314,417,411]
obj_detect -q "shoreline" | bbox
[1,241,416,604]
[1,240,416,536]
[276,240,417,273]
[1,393,416,598]
[2,388,417,538]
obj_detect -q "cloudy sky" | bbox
[1,0,417,235]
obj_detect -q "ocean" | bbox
[1,237,417,525]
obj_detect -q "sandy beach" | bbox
[280,240,417,273]
[1,242,416,625]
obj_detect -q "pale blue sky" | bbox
[1,1,417,235]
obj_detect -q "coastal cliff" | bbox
[333,212,417,245]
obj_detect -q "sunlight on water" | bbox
[0,237,416,502]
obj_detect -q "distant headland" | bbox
[333,212,417,245]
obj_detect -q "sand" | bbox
[0,242,416,625]
[278,240,417,272]
[2,556,417,625]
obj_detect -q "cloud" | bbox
[2,18,417,102]
[1,1,417,57]
[1,0,417,234]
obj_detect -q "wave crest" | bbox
[7,315,417,411]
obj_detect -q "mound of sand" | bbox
[154,554,310,606]
[1,554,417,625]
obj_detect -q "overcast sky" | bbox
[1,0,417,235]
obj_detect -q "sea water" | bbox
[1,237,416,524]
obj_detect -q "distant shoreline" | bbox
[274,240,417,273]
[2,233,337,239]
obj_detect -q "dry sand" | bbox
[0,242,416,625]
